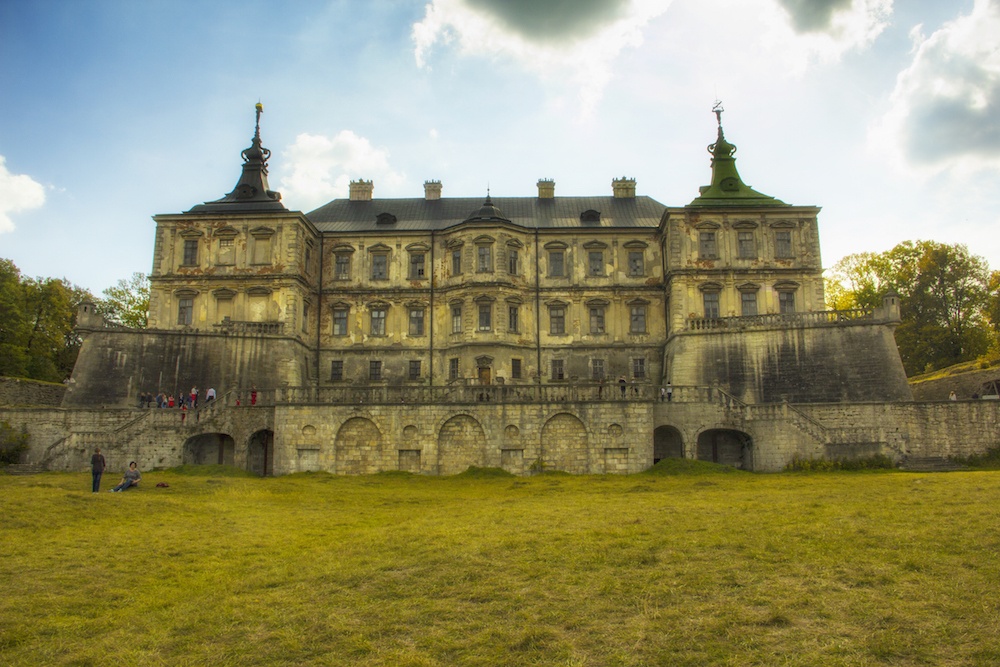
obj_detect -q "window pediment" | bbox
[627,298,650,306]
[583,240,608,250]
[698,282,723,293]
[213,226,239,238]
[544,241,568,250]
[623,240,648,249]
[773,281,800,291]
[473,235,496,245]
[732,220,759,229]
[546,299,569,307]
[694,221,721,230]
[506,239,524,248]
[367,243,391,253]
[445,238,465,249]
[174,288,199,297]
[405,242,430,252]
[331,243,356,254]
[212,288,236,298]
[249,226,275,237]
[505,296,523,305]
[449,298,464,306]
[586,298,609,307]
[179,229,205,239]
[769,220,797,229]
[474,294,496,304]
[247,286,272,296]
[330,301,351,309]
[737,282,761,292]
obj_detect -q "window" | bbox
[508,305,519,333]
[703,292,720,319]
[452,249,462,275]
[737,231,756,259]
[477,246,492,272]
[369,360,382,381]
[508,249,519,275]
[409,253,426,279]
[588,251,604,276]
[775,231,793,258]
[330,360,343,381]
[628,251,644,276]
[779,290,796,313]
[451,305,462,334]
[251,235,271,264]
[511,358,522,379]
[371,254,388,280]
[302,303,310,332]
[177,298,193,325]
[549,306,565,334]
[699,231,717,259]
[370,306,387,336]
[478,303,492,331]
[217,238,235,265]
[408,360,421,380]
[183,240,199,266]
[216,296,233,322]
[549,250,564,277]
[630,305,647,333]
[632,358,646,379]
[449,358,460,381]
[408,307,425,336]
[589,306,605,334]
[304,246,311,269]
[592,359,605,381]
[741,292,758,316]
[335,254,351,280]
[551,359,565,381]
[333,307,349,336]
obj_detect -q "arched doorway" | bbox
[334,417,384,474]
[653,426,683,463]
[437,414,486,475]
[247,429,274,476]
[540,413,588,473]
[183,433,235,466]
[696,429,752,469]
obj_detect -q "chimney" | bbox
[612,177,636,198]
[537,179,555,199]
[424,180,442,200]
[349,179,373,201]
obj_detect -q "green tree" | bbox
[98,272,149,328]
[0,259,30,377]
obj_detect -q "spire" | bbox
[688,101,786,207]
[466,190,510,223]
[187,103,287,213]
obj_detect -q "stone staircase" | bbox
[899,456,968,472]
[4,463,44,475]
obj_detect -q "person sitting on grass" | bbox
[110,461,141,492]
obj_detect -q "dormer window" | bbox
[376,212,397,225]
[580,209,601,224]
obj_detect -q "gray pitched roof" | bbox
[307,196,667,233]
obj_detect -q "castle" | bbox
[9,105,998,475]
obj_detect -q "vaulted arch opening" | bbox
[696,429,752,469]
[183,433,235,466]
[653,426,683,463]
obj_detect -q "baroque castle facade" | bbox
[30,104,993,476]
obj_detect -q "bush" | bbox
[950,446,1000,469]
[0,421,30,465]
[784,454,895,472]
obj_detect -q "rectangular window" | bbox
[177,298,193,325]
[589,306,605,334]
[779,291,796,313]
[183,239,199,266]
[216,297,233,322]
[549,251,564,277]
[371,254,388,280]
[217,238,235,265]
[477,246,492,272]
[449,358,460,381]
[451,305,462,334]
[508,249,519,275]
[703,292,720,319]
[302,303,310,332]
[370,307,386,336]
[632,358,646,379]
[409,253,426,279]
[408,360,421,380]
[775,231,793,258]
[628,251,644,276]
[737,231,756,259]
[369,360,382,381]
[478,303,492,331]
[741,292,758,316]
[551,359,565,381]
[511,358,522,379]
[592,359,605,381]
[330,360,343,381]
[452,249,462,275]
[588,251,604,276]
[335,254,351,280]
[699,231,717,259]
[408,308,425,336]
[304,247,311,269]
[549,306,565,334]
[251,236,271,264]
[630,305,647,333]
[333,307,348,336]
[508,305,519,333]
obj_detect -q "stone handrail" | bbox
[213,320,285,335]
[687,308,874,332]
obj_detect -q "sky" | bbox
[2,0,999,294]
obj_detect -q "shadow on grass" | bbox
[166,464,256,477]
[640,458,746,476]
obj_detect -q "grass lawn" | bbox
[2,462,999,666]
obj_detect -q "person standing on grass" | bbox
[90,447,106,493]
[110,461,141,492]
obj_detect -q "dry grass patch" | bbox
[2,467,1000,666]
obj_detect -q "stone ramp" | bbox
[4,464,45,475]
[899,456,968,472]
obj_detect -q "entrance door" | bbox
[478,367,491,385]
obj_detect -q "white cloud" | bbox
[279,131,406,211]
[871,0,1000,177]
[0,155,46,234]
[412,0,671,117]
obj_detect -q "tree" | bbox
[98,272,149,328]
[827,241,993,376]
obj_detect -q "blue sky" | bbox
[2,0,999,293]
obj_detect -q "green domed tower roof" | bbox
[688,102,786,208]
